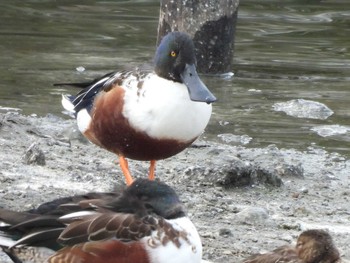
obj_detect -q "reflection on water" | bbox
[0,0,349,155]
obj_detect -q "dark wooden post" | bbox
[157,0,239,74]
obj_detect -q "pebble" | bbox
[280,222,301,230]
[300,187,309,194]
[22,142,46,166]
[235,207,269,225]
[219,228,233,237]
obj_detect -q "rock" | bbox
[220,163,284,187]
[311,125,350,137]
[219,228,233,237]
[272,99,333,120]
[184,156,284,188]
[235,207,270,225]
[275,163,304,178]
[22,142,46,166]
[217,133,252,145]
[279,222,301,230]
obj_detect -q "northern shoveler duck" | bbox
[241,229,347,263]
[59,31,216,185]
[0,179,203,263]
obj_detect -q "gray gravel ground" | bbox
[0,112,349,262]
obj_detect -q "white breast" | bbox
[144,217,203,263]
[122,74,212,142]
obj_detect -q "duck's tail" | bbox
[61,94,76,113]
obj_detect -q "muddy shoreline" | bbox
[0,112,349,262]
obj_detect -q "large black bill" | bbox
[180,64,216,104]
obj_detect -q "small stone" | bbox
[280,222,301,230]
[23,142,46,166]
[300,187,309,194]
[280,204,290,210]
[235,207,269,225]
[293,206,311,216]
[292,192,300,198]
[222,250,233,255]
[76,66,85,72]
[200,232,216,239]
[219,228,233,237]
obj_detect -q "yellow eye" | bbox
[170,51,177,57]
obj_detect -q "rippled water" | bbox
[0,0,349,155]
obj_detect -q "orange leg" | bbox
[148,160,156,180]
[119,156,134,186]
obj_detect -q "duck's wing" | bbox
[241,245,300,263]
[57,211,164,246]
[60,68,150,114]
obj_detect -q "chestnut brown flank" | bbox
[84,84,195,161]
[49,240,150,263]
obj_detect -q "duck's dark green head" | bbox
[155,31,216,104]
[106,178,186,220]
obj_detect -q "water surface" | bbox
[0,0,349,155]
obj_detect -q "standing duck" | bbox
[60,31,216,185]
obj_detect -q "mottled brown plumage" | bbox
[296,230,341,263]
[241,229,345,263]
[1,179,202,263]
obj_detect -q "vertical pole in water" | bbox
[157,0,239,74]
